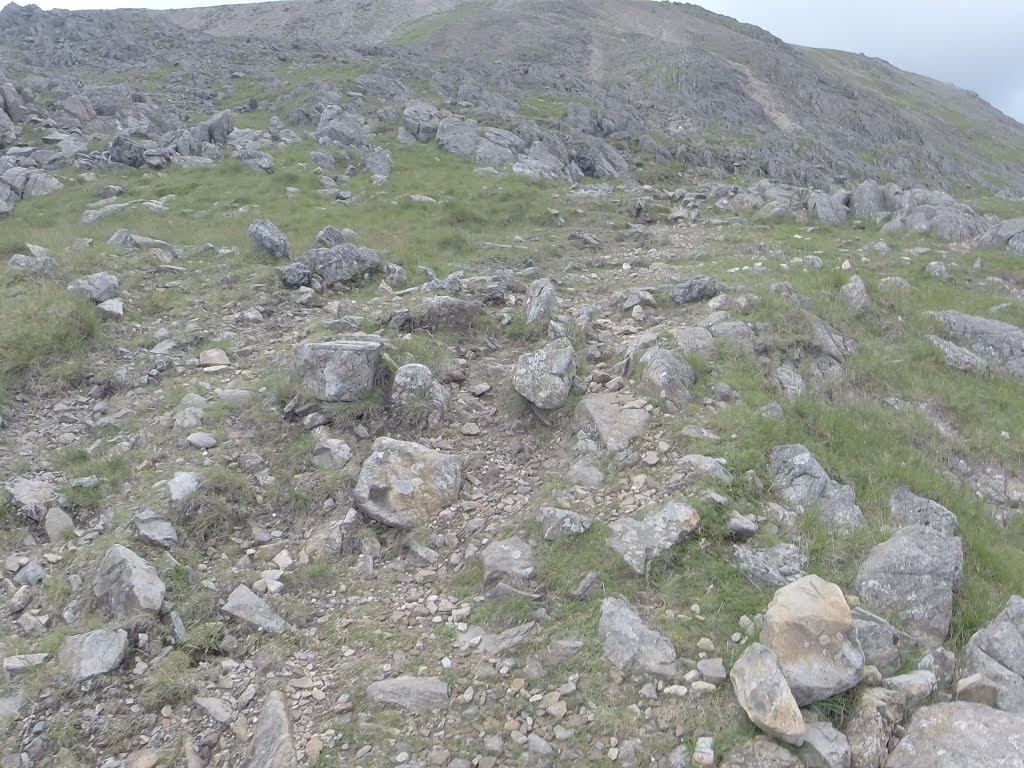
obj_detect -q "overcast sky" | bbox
[3,0,1022,123]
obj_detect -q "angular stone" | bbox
[885,702,1024,768]
[888,486,958,537]
[311,438,352,470]
[93,545,166,618]
[637,347,695,411]
[222,585,287,634]
[840,687,906,768]
[856,526,963,647]
[366,677,449,713]
[168,471,203,502]
[391,364,451,428]
[598,597,677,678]
[244,691,298,768]
[300,244,381,287]
[3,477,57,521]
[575,394,650,453]
[730,643,806,746]
[353,437,462,529]
[607,501,700,574]
[769,445,865,530]
[734,543,807,586]
[525,278,557,325]
[852,607,912,677]
[292,337,383,402]
[58,629,129,681]
[761,575,865,706]
[44,507,73,543]
[536,507,593,540]
[481,536,534,584]
[957,595,1024,712]
[883,670,936,708]
[68,272,119,303]
[669,276,723,305]
[512,339,576,410]
[797,721,851,768]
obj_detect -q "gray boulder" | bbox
[415,296,484,331]
[849,180,895,219]
[108,134,145,167]
[761,575,865,706]
[244,691,297,768]
[769,445,865,530]
[482,536,535,584]
[575,394,651,453]
[364,146,393,180]
[536,508,593,540]
[3,477,57,521]
[599,597,677,678]
[353,437,463,529]
[929,310,1024,380]
[669,276,723,305]
[436,116,478,156]
[58,629,128,681]
[315,107,364,147]
[248,219,290,260]
[808,190,850,226]
[856,526,963,647]
[886,702,1024,768]
[133,509,178,548]
[292,337,384,402]
[236,149,275,174]
[853,607,914,677]
[957,595,1024,712]
[840,275,870,313]
[607,501,701,575]
[730,643,807,746]
[300,244,382,286]
[733,543,807,587]
[525,278,557,326]
[222,585,287,634]
[842,687,906,768]
[93,545,165,618]
[512,339,577,410]
[797,722,852,768]
[7,253,55,275]
[366,677,449,713]
[889,486,958,537]
[399,100,441,143]
[637,347,695,411]
[68,272,119,303]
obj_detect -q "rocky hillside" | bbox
[2,1,1024,767]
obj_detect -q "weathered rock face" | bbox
[536,507,593,540]
[730,643,807,746]
[353,437,463,529]
[607,501,700,574]
[637,348,695,411]
[888,486,958,537]
[481,536,534,584]
[669,275,723,305]
[300,244,382,286]
[512,339,577,410]
[525,278,557,326]
[415,296,484,331]
[929,310,1024,380]
[398,100,441,143]
[244,691,298,768]
[808,190,850,226]
[856,525,963,647]
[58,629,129,681]
[761,575,865,706]
[797,721,851,768]
[769,445,865,530]
[436,115,478,156]
[575,393,651,453]
[853,607,913,677]
[3,477,58,521]
[366,677,449,713]
[248,219,290,260]
[598,597,677,678]
[957,595,1024,713]
[315,106,365,146]
[292,337,384,402]
[734,543,807,587]
[885,702,1024,768]
[93,545,166,618]
[221,585,288,634]
[68,272,119,303]
[841,687,906,768]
